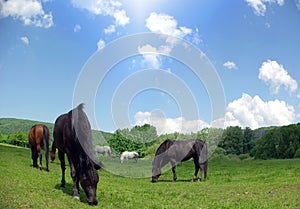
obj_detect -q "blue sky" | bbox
[0,0,300,134]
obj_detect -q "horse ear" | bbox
[94,161,104,170]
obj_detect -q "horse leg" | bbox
[68,157,80,199]
[202,161,208,181]
[58,150,66,188]
[193,157,200,182]
[171,161,177,182]
[31,146,38,168]
[37,145,42,170]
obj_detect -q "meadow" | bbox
[0,143,299,209]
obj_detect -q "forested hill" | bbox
[0,118,113,144]
[0,118,54,135]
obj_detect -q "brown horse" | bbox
[28,124,50,171]
[51,104,102,205]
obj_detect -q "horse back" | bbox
[28,124,45,146]
[53,114,68,152]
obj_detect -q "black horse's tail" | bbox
[43,125,50,171]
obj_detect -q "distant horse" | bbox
[151,139,208,183]
[50,104,103,205]
[95,145,112,158]
[120,151,139,163]
[28,124,50,171]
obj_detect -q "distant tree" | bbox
[219,126,244,155]
[243,127,255,154]
[6,131,28,147]
[108,124,157,158]
[253,124,300,159]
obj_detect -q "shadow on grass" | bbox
[54,183,88,204]
[29,164,49,172]
[154,178,207,183]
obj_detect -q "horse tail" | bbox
[43,125,50,171]
[43,126,50,153]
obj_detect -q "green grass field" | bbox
[0,144,299,209]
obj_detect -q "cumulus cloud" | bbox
[245,0,284,16]
[258,60,298,94]
[0,0,53,28]
[146,12,192,38]
[139,13,198,69]
[97,39,105,50]
[134,111,209,135]
[137,44,172,69]
[20,36,29,45]
[71,0,129,33]
[223,61,238,70]
[104,24,116,34]
[225,93,295,129]
[74,24,81,32]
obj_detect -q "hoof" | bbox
[73,196,80,200]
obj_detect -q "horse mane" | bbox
[69,103,102,168]
[153,139,174,168]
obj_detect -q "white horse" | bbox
[120,151,139,163]
[95,145,112,158]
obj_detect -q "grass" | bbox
[0,143,299,209]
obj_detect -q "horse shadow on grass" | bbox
[153,179,193,183]
[54,183,88,204]
[153,178,207,183]
[29,164,49,172]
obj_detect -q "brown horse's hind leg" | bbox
[36,145,42,170]
[31,146,38,168]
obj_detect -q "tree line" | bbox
[1,117,300,160]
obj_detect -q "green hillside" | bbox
[0,118,113,144]
[0,118,54,135]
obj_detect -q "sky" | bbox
[0,0,300,135]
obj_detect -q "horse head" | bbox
[151,157,161,183]
[79,161,102,205]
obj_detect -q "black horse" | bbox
[50,103,102,205]
[152,139,208,183]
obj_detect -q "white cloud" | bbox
[146,12,192,38]
[113,9,129,26]
[20,36,29,45]
[225,93,295,129]
[258,60,298,94]
[97,39,105,50]
[134,111,209,135]
[71,0,129,33]
[0,0,53,28]
[137,44,169,69]
[104,24,116,34]
[223,61,238,70]
[74,24,81,32]
[297,0,300,10]
[245,0,284,16]
[140,13,199,69]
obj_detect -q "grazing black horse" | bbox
[50,103,102,205]
[152,139,208,183]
